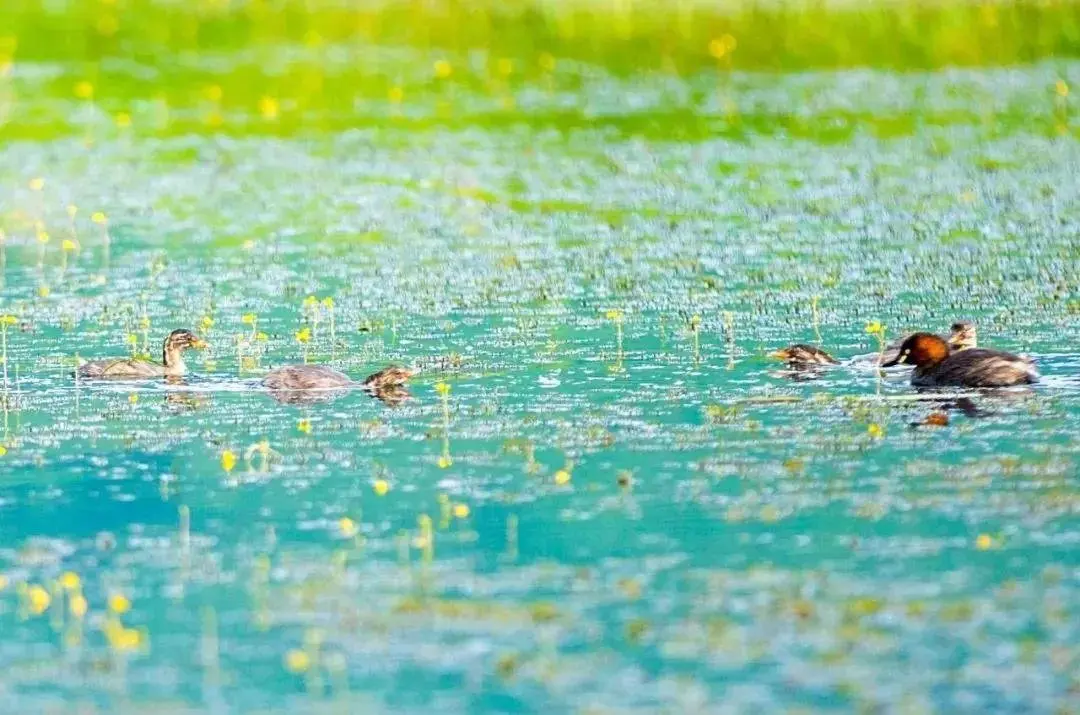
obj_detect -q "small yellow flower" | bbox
[26,585,51,614]
[373,479,389,496]
[338,517,358,537]
[258,95,279,120]
[108,593,131,614]
[433,59,452,78]
[36,229,50,244]
[388,86,404,103]
[538,52,556,72]
[108,626,142,651]
[295,327,311,343]
[497,58,514,76]
[66,204,78,218]
[221,450,237,473]
[60,572,81,591]
[255,332,268,342]
[284,649,310,673]
[0,575,7,590]
[242,239,256,250]
[0,446,7,457]
[62,239,78,252]
[115,112,132,128]
[321,297,334,309]
[91,211,108,225]
[69,593,88,619]
[28,177,45,191]
[37,285,50,298]
[204,84,223,102]
[865,321,883,335]
[867,423,884,439]
[554,469,571,485]
[74,80,94,99]
[435,381,451,396]
[128,393,138,405]
[975,534,994,550]
[437,455,453,469]
[709,34,737,59]
[297,419,312,435]
[452,503,469,519]
[1056,80,1069,97]
[605,309,623,321]
[200,316,214,331]
[302,295,318,308]
[241,313,256,325]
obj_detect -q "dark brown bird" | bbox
[877,320,978,366]
[77,329,207,379]
[770,344,839,368]
[262,363,416,403]
[882,333,1037,387]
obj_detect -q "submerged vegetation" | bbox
[0,0,1078,712]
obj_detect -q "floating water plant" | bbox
[687,313,702,365]
[0,314,13,395]
[811,295,822,344]
[865,320,888,394]
[90,211,110,271]
[723,311,735,369]
[296,326,312,363]
[435,381,453,468]
[605,309,625,373]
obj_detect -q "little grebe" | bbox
[77,329,207,379]
[875,320,977,365]
[882,333,1037,387]
[771,344,839,368]
[263,364,416,402]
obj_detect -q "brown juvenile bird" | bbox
[77,329,207,379]
[262,363,416,403]
[770,344,839,368]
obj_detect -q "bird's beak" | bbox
[881,349,907,368]
[768,349,789,361]
[193,339,209,350]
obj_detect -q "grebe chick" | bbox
[262,364,416,403]
[77,329,206,379]
[770,344,839,368]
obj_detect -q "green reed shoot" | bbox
[0,314,13,398]
[866,320,888,395]
[91,211,109,272]
[296,326,311,363]
[322,297,335,346]
[688,313,701,365]
[606,309,625,373]
[435,381,452,468]
[723,311,735,369]
[811,295,822,344]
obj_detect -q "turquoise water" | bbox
[1,45,1080,712]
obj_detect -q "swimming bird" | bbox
[77,329,207,379]
[262,363,415,404]
[881,333,1037,387]
[854,320,978,367]
[770,344,839,368]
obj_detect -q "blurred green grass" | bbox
[1,1,1077,143]
[3,0,1080,71]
